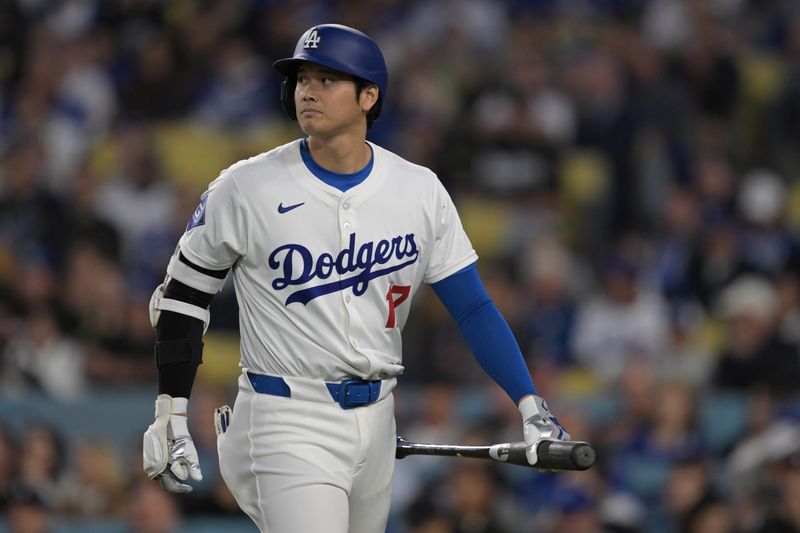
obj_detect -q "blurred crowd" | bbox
[2,0,800,532]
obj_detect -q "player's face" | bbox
[294,63,378,138]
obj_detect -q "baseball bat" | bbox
[395,436,596,471]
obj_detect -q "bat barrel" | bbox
[488,440,595,471]
[534,440,596,471]
[396,437,596,471]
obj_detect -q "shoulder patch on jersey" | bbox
[186,195,208,231]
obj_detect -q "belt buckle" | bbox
[338,378,371,409]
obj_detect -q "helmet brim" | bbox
[272,58,305,76]
[273,56,372,86]
[273,56,356,80]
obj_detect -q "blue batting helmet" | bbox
[273,24,388,123]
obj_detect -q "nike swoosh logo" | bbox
[278,202,305,214]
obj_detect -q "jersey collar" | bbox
[288,139,387,207]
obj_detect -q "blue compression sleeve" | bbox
[431,264,537,404]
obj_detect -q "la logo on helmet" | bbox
[304,29,321,49]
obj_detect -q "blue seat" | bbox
[699,391,749,454]
[55,519,128,533]
[182,516,258,532]
[0,389,155,451]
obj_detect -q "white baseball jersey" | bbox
[172,139,477,381]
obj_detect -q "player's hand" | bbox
[519,394,570,466]
[143,394,203,493]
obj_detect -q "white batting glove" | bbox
[143,394,203,493]
[519,394,570,466]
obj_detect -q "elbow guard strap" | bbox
[149,282,212,334]
[166,252,228,294]
[155,338,204,367]
[157,298,210,326]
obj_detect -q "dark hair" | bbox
[354,78,382,129]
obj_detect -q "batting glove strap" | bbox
[519,395,571,466]
[143,395,203,494]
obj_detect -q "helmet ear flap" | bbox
[280,77,297,121]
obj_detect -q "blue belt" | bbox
[246,372,382,409]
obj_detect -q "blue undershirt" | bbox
[431,263,537,404]
[300,138,373,192]
[300,142,535,404]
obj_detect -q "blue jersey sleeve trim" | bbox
[431,264,537,403]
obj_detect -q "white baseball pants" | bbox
[217,371,396,533]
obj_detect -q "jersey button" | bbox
[343,202,350,210]
[345,295,351,303]
[344,222,351,230]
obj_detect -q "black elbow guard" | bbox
[155,310,205,368]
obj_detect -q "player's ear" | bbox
[360,84,379,113]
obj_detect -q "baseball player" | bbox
[142,24,569,532]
